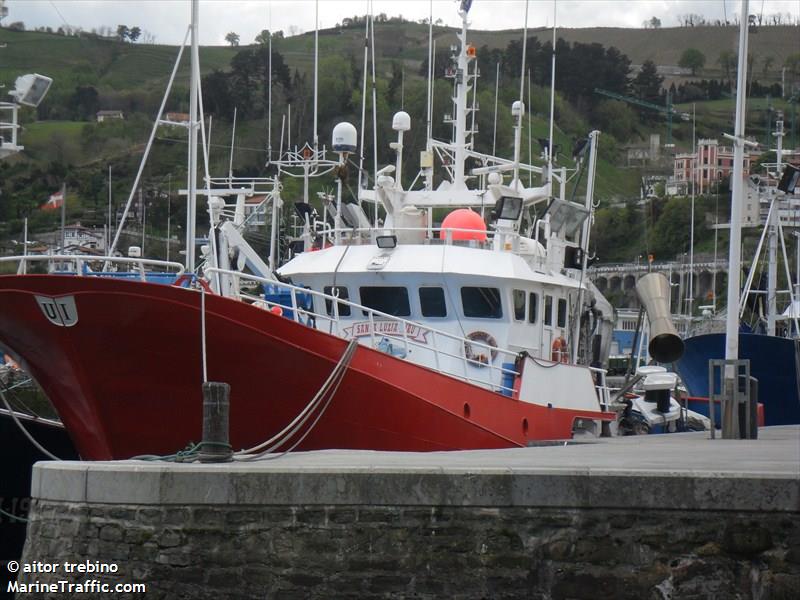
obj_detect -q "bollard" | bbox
[199,381,233,463]
[721,378,739,439]
[709,359,753,440]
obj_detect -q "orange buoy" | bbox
[270,306,284,316]
[439,209,487,241]
[551,337,569,363]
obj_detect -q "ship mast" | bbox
[186,0,200,273]
[766,115,784,336]
[451,1,474,189]
[723,0,752,365]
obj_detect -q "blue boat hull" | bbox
[675,333,800,426]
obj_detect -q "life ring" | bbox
[464,331,498,366]
[173,274,213,293]
[551,336,569,363]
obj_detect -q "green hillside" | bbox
[1,19,797,266]
[0,28,237,98]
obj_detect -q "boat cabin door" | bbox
[542,293,556,359]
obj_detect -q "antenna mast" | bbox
[313,0,319,152]
[451,1,474,189]
[547,0,557,186]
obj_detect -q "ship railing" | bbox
[205,266,524,396]
[0,254,186,281]
[589,366,613,412]
[313,225,540,255]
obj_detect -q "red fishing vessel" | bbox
[0,0,618,460]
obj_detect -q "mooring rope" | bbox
[235,338,358,460]
[0,385,62,461]
[131,338,358,463]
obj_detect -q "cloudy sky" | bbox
[4,0,798,45]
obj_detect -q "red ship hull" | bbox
[0,276,609,460]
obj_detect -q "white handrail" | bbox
[206,266,526,395]
[1,254,186,281]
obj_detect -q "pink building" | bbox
[673,139,752,194]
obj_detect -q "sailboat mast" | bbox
[186,0,200,273]
[688,103,695,316]
[724,0,750,363]
[767,115,784,336]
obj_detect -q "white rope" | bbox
[201,286,208,383]
[235,339,358,459]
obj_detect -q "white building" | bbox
[243,195,269,228]
[62,223,106,252]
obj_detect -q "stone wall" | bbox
[19,499,800,599]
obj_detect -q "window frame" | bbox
[512,289,526,322]
[323,285,351,317]
[528,292,539,324]
[359,286,412,317]
[419,286,448,318]
[460,286,503,319]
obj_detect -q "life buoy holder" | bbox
[551,336,569,363]
[464,331,498,366]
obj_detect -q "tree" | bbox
[645,17,661,29]
[761,55,775,77]
[128,26,141,42]
[70,85,100,120]
[225,31,240,47]
[679,48,706,75]
[255,29,270,45]
[116,24,129,41]
[593,99,637,141]
[201,70,234,117]
[717,50,736,80]
[632,60,663,103]
[785,53,800,78]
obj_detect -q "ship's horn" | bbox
[635,272,685,363]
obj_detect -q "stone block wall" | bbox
[18,499,800,599]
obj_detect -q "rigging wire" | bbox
[0,384,62,461]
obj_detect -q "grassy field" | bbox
[2,20,796,206]
[0,28,238,97]
[3,20,796,91]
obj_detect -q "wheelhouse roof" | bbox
[278,244,580,290]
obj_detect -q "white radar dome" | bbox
[392,111,411,132]
[332,122,358,153]
[487,172,503,185]
[511,101,525,118]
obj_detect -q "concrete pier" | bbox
[17,426,800,599]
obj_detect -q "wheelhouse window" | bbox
[557,298,568,328]
[359,286,411,317]
[544,295,553,326]
[513,289,526,321]
[528,293,538,324]
[461,287,502,319]
[419,287,447,317]
[323,286,351,317]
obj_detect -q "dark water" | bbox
[0,413,77,598]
